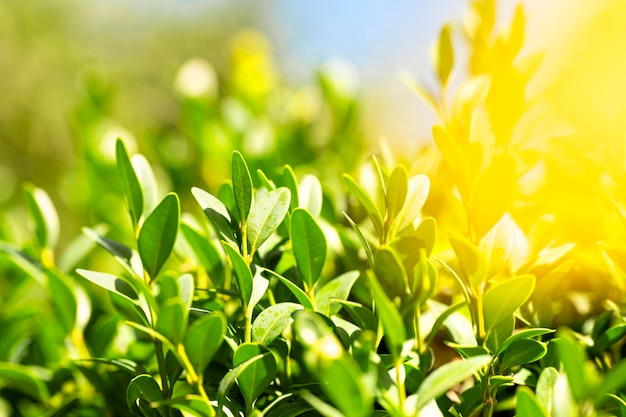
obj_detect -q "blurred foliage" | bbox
[3,0,626,415]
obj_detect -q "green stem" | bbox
[244,308,252,343]
[414,308,422,354]
[394,359,406,415]
[154,340,171,417]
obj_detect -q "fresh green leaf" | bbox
[82,226,134,264]
[192,186,237,244]
[23,184,59,250]
[483,275,535,333]
[156,298,187,345]
[496,328,555,356]
[282,165,299,211]
[247,187,291,256]
[385,165,408,225]
[252,302,303,345]
[298,175,323,217]
[343,212,374,267]
[232,150,253,223]
[46,269,77,334]
[116,138,144,228]
[262,268,314,310]
[138,193,180,280]
[415,355,491,411]
[183,312,226,374]
[314,270,360,316]
[594,323,626,353]
[291,208,327,289]
[234,343,277,410]
[0,363,50,401]
[343,173,384,239]
[536,367,558,415]
[132,153,158,216]
[153,395,215,417]
[498,339,547,372]
[449,231,487,291]
[516,386,547,417]
[367,271,406,359]
[373,247,407,300]
[431,24,454,86]
[126,374,164,415]
[391,174,430,237]
[222,241,253,306]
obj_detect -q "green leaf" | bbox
[415,217,437,257]
[367,271,406,359]
[298,175,323,217]
[385,166,408,225]
[247,188,291,256]
[479,214,517,279]
[178,273,194,310]
[0,363,50,401]
[516,386,547,417]
[138,193,180,280]
[496,328,555,356]
[23,184,59,250]
[232,151,253,223]
[449,231,487,291]
[595,359,626,406]
[536,367,558,415]
[252,302,303,345]
[424,301,467,349]
[320,355,373,417]
[415,354,491,411]
[291,208,327,289]
[222,241,253,306]
[343,173,384,239]
[373,247,407,300]
[336,300,378,332]
[132,154,159,216]
[233,343,277,410]
[314,270,360,316]
[183,312,226,374]
[262,268,314,309]
[391,174,430,237]
[116,138,144,228]
[192,186,237,244]
[247,271,269,317]
[76,269,137,304]
[498,339,547,372]
[553,330,594,401]
[483,275,535,333]
[485,315,514,355]
[180,222,223,280]
[594,323,626,352]
[343,212,374,267]
[156,298,187,345]
[46,269,77,333]
[431,24,454,86]
[126,374,164,415]
[153,395,215,417]
[282,165,300,211]
[300,391,345,417]
[82,226,133,264]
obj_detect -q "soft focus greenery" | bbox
[3,0,626,416]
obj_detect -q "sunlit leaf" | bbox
[343,173,384,239]
[138,193,180,280]
[252,302,302,345]
[291,208,327,289]
[415,355,491,411]
[222,241,253,306]
[232,150,253,223]
[516,386,546,417]
[247,187,291,256]
[23,184,59,250]
[431,24,454,86]
[314,270,360,316]
[116,138,144,229]
[483,275,535,333]
[234,343,277,410]
[367,271,405,359]
[298,175,323,217]
[192,186,237,244]
[183,312,226,374]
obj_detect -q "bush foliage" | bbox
[2,1,626,416]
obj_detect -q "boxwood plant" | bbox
[3,1,626,416]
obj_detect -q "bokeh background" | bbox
[2,0,626,303]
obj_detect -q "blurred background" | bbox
[3,0,626,303]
